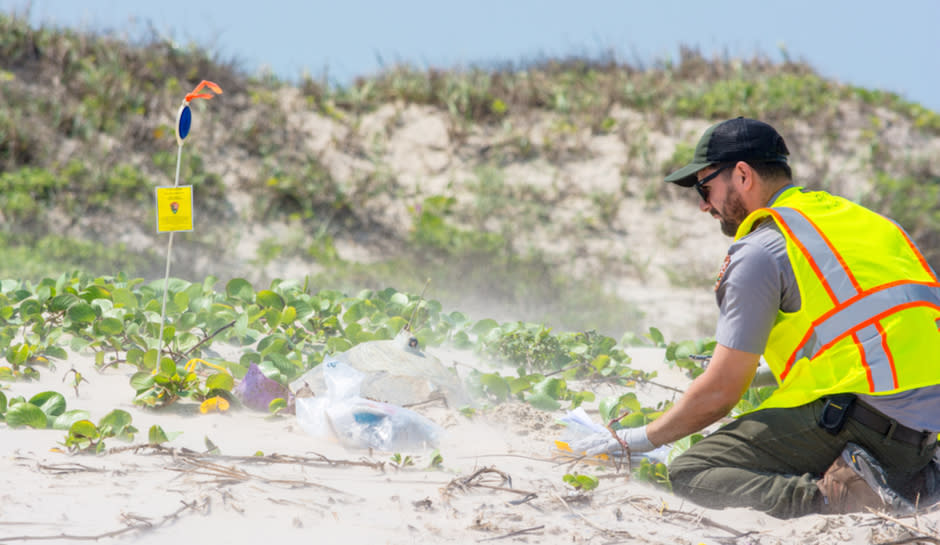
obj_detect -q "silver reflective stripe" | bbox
[855,323,896,391]
[799,282,940,361]
[775,208,858,303]
[790,331,818,364]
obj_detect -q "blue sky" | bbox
[2,0,939,112]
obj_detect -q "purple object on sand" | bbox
[233,362,292,411]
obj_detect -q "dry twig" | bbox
[108,443,385,470]
[550,492,634,539]
[871,509,940,545]
[444,466,535,499]
[606,411,633,474]
[35,463,106,475]
[0,497,207,543]
[477,525,545,542]
[166,457,352,496]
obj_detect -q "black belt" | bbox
[848,400,933,449]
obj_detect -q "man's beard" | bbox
[716,187,749,237]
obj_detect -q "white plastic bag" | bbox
[557,407,670,464]
[295,360,443,451]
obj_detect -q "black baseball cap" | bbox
[664,117,790,187]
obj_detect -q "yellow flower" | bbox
[199,396,230,414]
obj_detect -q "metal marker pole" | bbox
[156,143,184,370]
[153,80,221,372]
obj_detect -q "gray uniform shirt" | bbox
[714,186,940,432]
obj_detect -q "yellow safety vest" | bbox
[735,187,940,410]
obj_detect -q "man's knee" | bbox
[667,452,703,496]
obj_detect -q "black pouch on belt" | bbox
[818,394,857,435]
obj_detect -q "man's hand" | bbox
[569,426,655,457]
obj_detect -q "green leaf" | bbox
[94,317,124,336]
[80,285,111,302]
[667,433,705,464]
[161,325,176,344]
[126,348,144,366]
[326,337,352,354]
[526,392,561,411]
[258,361,287,385]
[268,398,287,414]
[160,357,177,377]
[533,377,566,399]
[43,346,68,360]
[172,291,189,313]
[471,319,499,336]
[280,306,297,325]
[0,390,6,415]
[111,288,138,309]
[568,390,595,408]
[68,419,99,440]
[53,409,91,430]
[148,424,169,444]
[98,409,133,437]
[257,334,287,356]
[575,474,599,491]
[142,348,158,370]
[590,354,611,373]
[49,293,80,312]
[233,312,249,340]
[6,403,48,429]
[177,311,199,330]
[19,299,41,318]
[256,290,285,310]
[226,278,254,302]
[508,376,538,395]
[205,373,234,391]
[647,327,665,347]
[70,337,91,352]
[479,373,510,401]
[599,393,642,423]
[67,303,97,324]
[265,353,297,381]
[342,301,367,323]
[8,343,30,365]
[264,308,281,329]
[29,391,66,417]
[130,371,155,391]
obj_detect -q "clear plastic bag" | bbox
[295,360,442,451]
[557,407,671,464]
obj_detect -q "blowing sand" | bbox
[1,346,937,545]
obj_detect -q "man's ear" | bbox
[735,161,754,191]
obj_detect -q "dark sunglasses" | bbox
[694,164,731,202]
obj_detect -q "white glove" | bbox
[569,426,655,457]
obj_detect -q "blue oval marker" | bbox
[176,104,192,145]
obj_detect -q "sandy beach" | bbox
[1,344,938,545]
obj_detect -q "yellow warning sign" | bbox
[155,186,194,233]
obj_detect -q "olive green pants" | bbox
[668,399,937,519]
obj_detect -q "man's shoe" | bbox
[816,442,914,514]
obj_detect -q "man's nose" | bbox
[699,198,711,212]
